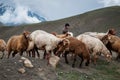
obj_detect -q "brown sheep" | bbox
[7,31,31,58]
[102,34,120,60]
[0,39,6,59]
[55,37,90,68]
[107,28,116,35]
[51,32,73,57]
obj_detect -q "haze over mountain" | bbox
[0,3,46,26]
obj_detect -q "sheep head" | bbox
[101,35,109,45]
[106,34,116,44]
[106,53,112,63]
[107,28,116,35]
[66,32,73,37]
[55,39,70,56]
[22,31,31,40]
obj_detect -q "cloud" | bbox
[2,0,84,20]
[0,5,41,25]
[7,0,66,20]
[0,0,42,25]
[98,0,120,7]
[0,0,108,22]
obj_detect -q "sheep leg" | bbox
[43,50,46,59]
[47,54,50,65]
[12,51,17,57]
[116,53,120,60]
[28,50,33,57]
[109,49,112,55]
[28,51,32,57]
[79,55,84,67]
[0,52,4,59]
[64,51,69,64]
[46,51,51,65]
[85,59,90,66]
[72,55,77,68]
[20,51,23,56]
[93,55,98,65]
[32,49,35,57]
[106,43,112,55]
[29,51,32,57]
[7,50,12,58]
[35,49,40,58]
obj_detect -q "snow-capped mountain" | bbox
[0,3,46,26]
[27,11,46,22]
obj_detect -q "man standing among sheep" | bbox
[62,23,70,34]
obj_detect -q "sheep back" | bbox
[29,30,62,52]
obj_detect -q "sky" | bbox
[0,0,120,22]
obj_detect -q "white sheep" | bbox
[83,32,106,40]
[83,28,116,40]
[76,34,112,65]
[27,30,69,64]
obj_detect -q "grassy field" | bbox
[56,59,120,80]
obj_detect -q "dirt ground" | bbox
[0,51,120,80]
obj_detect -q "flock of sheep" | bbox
[0,28,120,68]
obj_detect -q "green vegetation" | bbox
[57,60,120,80]
[57,71,91,80]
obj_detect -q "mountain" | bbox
[0,3,14,15]
[0,6,120,41]
[0,3,46,26]
[27,11,46,22]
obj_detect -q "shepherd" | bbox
[62,23,70,34]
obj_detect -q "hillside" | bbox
[0,6,120,80]
[0,6,120,40]
[1,6,120,41]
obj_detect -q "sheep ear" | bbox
[23,31,31,38]
[23,31,26,36]
[23,31,27,35]
[63,39,69,46]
